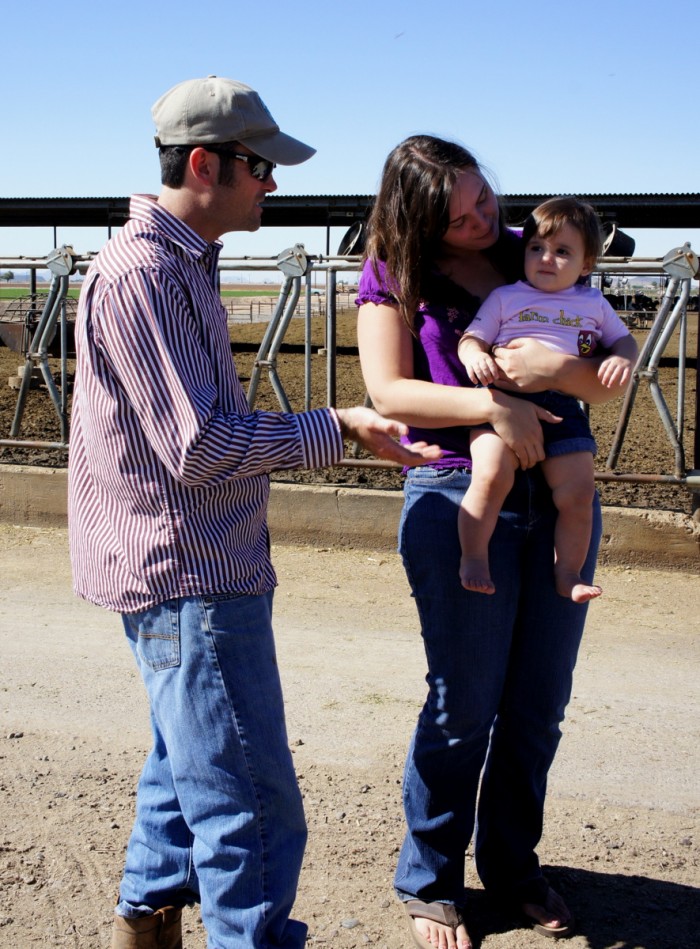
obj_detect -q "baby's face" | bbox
[524,222,591,293]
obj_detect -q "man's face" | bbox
[212,143,277,234]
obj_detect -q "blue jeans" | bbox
[395,465,601,905]
[117,591,307,949]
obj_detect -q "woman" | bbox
[356,136,612,949]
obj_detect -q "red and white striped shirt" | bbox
[68,195,343,613]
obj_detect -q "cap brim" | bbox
[239,128,316,165]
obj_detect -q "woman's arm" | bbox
[357,301,561,469]
[492,338,624,404]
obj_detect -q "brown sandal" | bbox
[402,899,470,949]
[519,878,574,939]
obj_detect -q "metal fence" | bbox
[0,243,698,507]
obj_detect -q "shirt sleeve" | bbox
[462,288,504,346]
[596,293,632,348]
[355,258,399,307]
[91,268,344,488]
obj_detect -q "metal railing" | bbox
[1,243,698,508]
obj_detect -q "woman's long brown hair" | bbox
[363,135,481,331]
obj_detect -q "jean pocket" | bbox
[128,600,181,671]
[202,591,246,605]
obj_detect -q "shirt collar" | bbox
[128,194,223,267]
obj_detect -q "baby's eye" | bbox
[556,247,570,256]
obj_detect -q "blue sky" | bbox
[1,0,699,265]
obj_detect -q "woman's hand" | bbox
[491,339,566,393]
[493,338,617,405]
[489,392,561,469]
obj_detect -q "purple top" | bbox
[357,255,515,468]
[356,259,474,466]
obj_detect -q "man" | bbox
[68,76,439,949]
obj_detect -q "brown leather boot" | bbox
[110,906,183,949]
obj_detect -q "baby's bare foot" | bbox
[555,569,602,603]
[459,557,495,594]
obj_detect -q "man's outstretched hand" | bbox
[335,406,442,467]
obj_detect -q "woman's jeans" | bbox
[117,591,307,949]
[395,466,601,905]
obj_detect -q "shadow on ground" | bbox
[463,864,698,949]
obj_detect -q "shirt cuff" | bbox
[295,408,344,470]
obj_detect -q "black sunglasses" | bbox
[205,146,276,182]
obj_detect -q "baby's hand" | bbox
[598,355,632,390]
[463,351,500,387]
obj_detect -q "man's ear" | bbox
[188,146,218,186]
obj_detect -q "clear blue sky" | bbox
[2,0,699,265]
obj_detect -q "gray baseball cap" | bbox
[151,76,315,165]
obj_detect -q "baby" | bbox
[457,196,638,602]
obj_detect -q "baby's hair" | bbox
[522,196,602,264]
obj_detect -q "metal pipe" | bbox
[677,302,687,436]
[9,274,63,437]
[266,278,303,413]
[60,298,68,422]
[304,270,312,413]
[0,438,68,450]
[605,276,684,470]
[648,376,685,478]
[246,276,294,408]
[326,268,337,407]
[0,252,680,277]
[694,313,700,517]
[338,457,700,487]
[646,279,689,372]
[34,275,70,429]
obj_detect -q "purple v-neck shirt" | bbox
[356,259,484,468]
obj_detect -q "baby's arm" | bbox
[597,333,638,391]
[458,333,501,386]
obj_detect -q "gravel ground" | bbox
[0,525,698,949]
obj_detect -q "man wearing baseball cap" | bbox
[68,77,440,949]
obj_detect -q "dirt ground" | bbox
[0,524,698,949]
[0,300,698,947]
[0,306,698,516]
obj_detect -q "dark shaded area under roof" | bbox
[0,194,699,231]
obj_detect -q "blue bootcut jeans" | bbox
[117,590,307,949]
[394,465,601,907]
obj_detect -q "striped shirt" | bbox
[68,194,343,613]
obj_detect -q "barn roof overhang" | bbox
[0,193,698,231]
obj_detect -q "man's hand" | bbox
[335,406,443,467]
